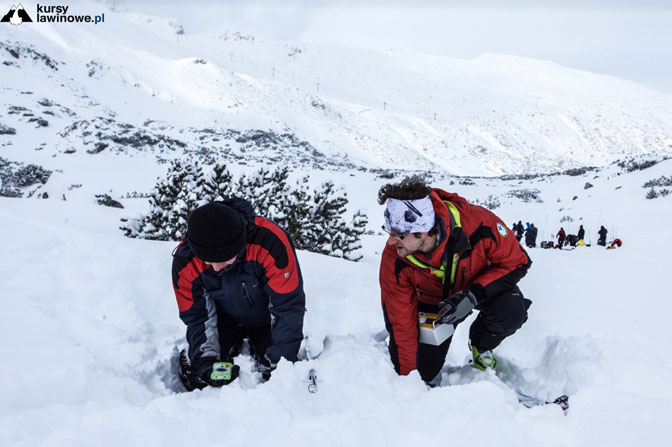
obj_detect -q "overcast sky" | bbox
[129,1,672,94]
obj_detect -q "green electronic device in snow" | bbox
[210,362,234,381]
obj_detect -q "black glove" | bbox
[437,289,478,325]
[257,356,276,382]
[195,357,240,387]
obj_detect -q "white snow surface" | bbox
[2,2,672,445]
[2,158,672,446]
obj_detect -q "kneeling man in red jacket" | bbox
[379,177,532,383]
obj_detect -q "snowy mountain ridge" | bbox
[1,3,672,178]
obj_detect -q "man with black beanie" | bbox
[172,198,306,390]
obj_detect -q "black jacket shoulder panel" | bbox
[248,224,290,270]
[394,258,409,285]
[468,224,497,248]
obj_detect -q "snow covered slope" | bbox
[1,158,671,446]
[1,1,671,178]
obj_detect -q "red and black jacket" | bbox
[379,189,531,375]
[172,198,306,365]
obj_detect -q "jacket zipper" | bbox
[449,262,467,295]
[241,280,255,307]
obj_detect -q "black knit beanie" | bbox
[186,203,247,262]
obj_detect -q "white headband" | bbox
[384,197,435,234]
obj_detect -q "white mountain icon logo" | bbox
[1,4,33,25]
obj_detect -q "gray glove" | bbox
[437,290,478,325]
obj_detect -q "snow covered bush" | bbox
[646,188,658,199]
[642,175,672,188]
[643,175,672,199]
[14,164,52,187]
[473,195,501,210]
[617,156,668,173]
[507,188,543,203]
[0,156,52,197]
[95,194,124,209]
[122,162,368,261]
[563,167,595,176]
[0,123,17,135]
[646,188,669,199]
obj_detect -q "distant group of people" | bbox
[511,222,620,250]
[555,224,617,249]
[512,221,538,248]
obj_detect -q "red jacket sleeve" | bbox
[471,209,531,302]
[379,246,419,375]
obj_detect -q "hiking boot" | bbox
[470,342,498,372]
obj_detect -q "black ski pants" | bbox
[217,312,272,364]
[385,286,531,383]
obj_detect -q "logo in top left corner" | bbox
[1,4,33,25]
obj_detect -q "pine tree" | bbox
[168,162,206,240]
[202,163,233,202]
[241,167,287,217]
[122,160,202,240]
[264,166,291,225]
[282,176,312,245]
[231,166,292,227]
[337,210,369,262]
[122,163,368,261]
[302,181,349,256]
